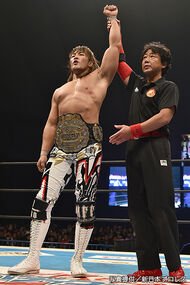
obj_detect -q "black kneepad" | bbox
[31,198,49,220]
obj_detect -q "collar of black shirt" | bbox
[141,76,165,93]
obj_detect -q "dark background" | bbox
[0,0,190,222]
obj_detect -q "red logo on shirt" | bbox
[146,88,156,97]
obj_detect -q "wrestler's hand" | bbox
[109,125,132,145]
[103,5,119,31]
[37,155,47,172]
[103,5,118,18]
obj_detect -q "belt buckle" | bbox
[55,114,90,153]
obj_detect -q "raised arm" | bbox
[37,92,59,172]
[98,5,121,85]
[107,18,133,86]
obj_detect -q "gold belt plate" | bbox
[55,114,90,153]
[93,124,103,142]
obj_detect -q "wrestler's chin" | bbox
[72,66,82,73]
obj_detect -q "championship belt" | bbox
[92,124,103,142]
[55,114,90,153]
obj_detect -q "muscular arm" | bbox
[37,93,58,171]
[109,107,175,145]
[41,98,58,153]
[107,17,132,86]
[99,6,121,85]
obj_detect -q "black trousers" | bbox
[126,136,181,271]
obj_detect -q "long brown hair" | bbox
[67,46,99,82]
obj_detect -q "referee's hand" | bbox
[109,124,132,145]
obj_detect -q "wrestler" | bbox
[8,5,120,277]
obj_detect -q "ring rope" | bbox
[0,215,190,224]
[0,188,190,193]
[1,160,190,225]
[0,159,190,165]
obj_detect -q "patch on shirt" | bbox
[146,88,156,97]
[160,160,167,166]
[134,87,139,92]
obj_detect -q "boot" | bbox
[8,219,50,274]
[128,268,162,282]
[169,266,185,282]
[71,222,93,277]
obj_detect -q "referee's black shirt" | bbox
[127,71,179,136]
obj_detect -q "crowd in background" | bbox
[0,222,135,250]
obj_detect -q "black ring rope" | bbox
[0,159,190,165]
[0,215,190,225]
[0,188,190,193]
[1,159,190,225]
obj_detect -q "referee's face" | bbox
[142,49,166,77]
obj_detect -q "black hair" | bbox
[141,42,172,75]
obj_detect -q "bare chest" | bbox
[56,77,104,117]
[68,78,96,97]
[58,78,102,106]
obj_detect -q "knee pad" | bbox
[31,198,49,220]
[75,201,95,227]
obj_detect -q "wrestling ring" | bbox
[0,159,190,284]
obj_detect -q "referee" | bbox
[108,16,185,282]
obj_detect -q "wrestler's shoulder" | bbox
[53,81,72,96]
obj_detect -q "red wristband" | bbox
[130,123,143,138]
[117,61,132,81]
[118,34,132,81]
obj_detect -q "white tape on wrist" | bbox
[40,150,48,156]
[108,16,117,22]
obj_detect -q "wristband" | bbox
[117,61,132,81]
[117,34,132,80]
[108,16,117,22]
[130,123,143,138]
[40,150,48,156]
